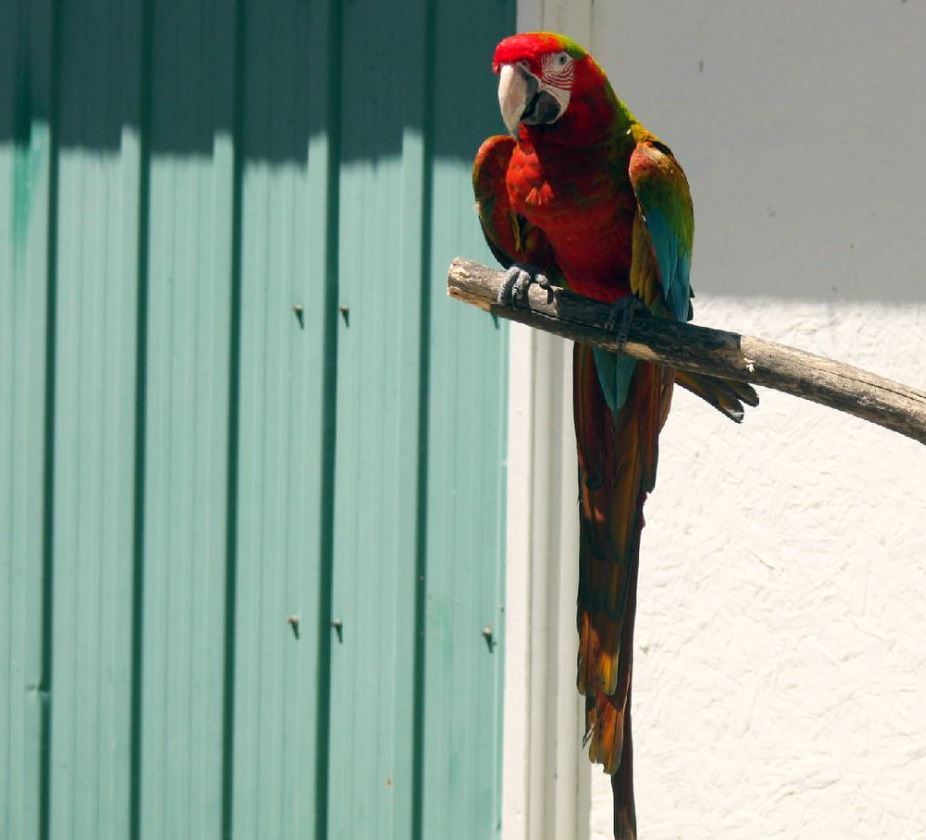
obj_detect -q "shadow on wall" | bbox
[0,0,506,165]
[593,2,926,304]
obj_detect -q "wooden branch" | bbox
[448,257,926,446]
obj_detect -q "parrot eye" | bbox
[540,51,573,80]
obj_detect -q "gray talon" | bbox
[497,264,550,306]
[604,296,646,351]
[497,266,522,305]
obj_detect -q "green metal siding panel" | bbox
[420,4,515,834]
[47,2,145,836]
[0,2,514,838]
[0,2,54,837]
[139,2,239,836]
[232,1,323,836]
[327,1,427,836]
[327,2,514,837]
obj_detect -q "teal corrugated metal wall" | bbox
[0,1,514,838]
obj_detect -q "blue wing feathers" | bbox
[641,206,690,323]
[595,142,692,415]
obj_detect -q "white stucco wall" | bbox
[583,3,926,838]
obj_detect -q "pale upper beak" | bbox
[498,63,538,136]
[497,62,569,136]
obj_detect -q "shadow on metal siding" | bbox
[0,1,513,838]
[1,2,55,838]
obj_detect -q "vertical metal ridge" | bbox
[129,0,153,835]
[315,0,343,835]
[38,0,62,835]
[221,0,248,836]
[410,1,436,837]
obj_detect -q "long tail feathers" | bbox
[612,696,636,840]
[574,344,674,839]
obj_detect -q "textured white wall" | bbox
[583,3,926,838]
[590,298,926,840]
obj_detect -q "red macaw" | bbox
[473,32,757,838]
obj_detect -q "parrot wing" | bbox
[628,137,694,322]
[587,137,693,418]
[472,135,561,277]
[628,138,759,421]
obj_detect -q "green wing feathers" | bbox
[628,136,759,421]
[628,136,694,323]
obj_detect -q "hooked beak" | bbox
[498,63,537,135]
[497,63,566,135]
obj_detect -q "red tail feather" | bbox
[574,343,674,836]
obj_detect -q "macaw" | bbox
[473,32,757,838]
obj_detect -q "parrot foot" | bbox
[497,264,551,306]
[604,295,647,352]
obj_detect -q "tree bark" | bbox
[447,257,926,446]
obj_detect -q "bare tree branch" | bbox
[447,257,926,446]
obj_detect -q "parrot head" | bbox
[492,32,620,141]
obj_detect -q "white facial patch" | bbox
[539,51,574,122]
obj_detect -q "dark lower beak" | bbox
[521,88,561,126]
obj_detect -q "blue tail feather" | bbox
[593,347,637,415]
